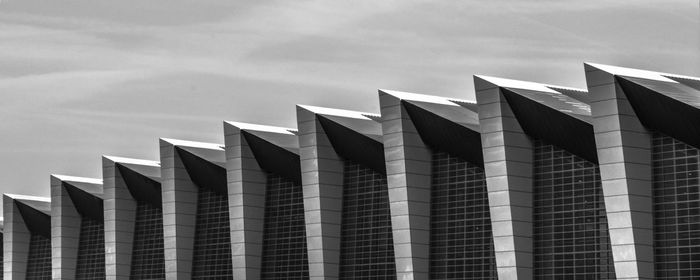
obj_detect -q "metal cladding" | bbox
[2,63,699,280]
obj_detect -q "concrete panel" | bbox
[160,140,201,280]
[586,63,654,280]
[4,195,31,280]
[378,92,432,280]
[103,157,138,280]
[297,106,344,280]
[224,124,267,280]
[474,78,533,280]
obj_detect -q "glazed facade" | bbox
[1,63,699,280]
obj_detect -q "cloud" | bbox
[0,0,697,201]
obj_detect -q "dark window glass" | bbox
[76,218,106,279]
[261,173,310,280]
[430,151,497,279]
[533,140,615,279]
[652,132,700,279]
[130,201,165,280]
[26,233,51,280]
[339,159,396,279]
[192,188,234,279]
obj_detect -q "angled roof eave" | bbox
[378,89,484,166]
[475,75,598,163]
[298,105,386,174]
[224,121,302,184]
[52,174,104,199]
[225,121,299,153]
[379,89,479,130]
[297,104,383,140]
[161,138,226,167]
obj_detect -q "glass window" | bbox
[76,218,106,279]
[130,201,165,279]
[260,173,309,279]
[533,140,615,279]
[652,132,700,279]
[191,187,234,279]
[430,151,497,279]
[339,160,396,279]
[26,233,51,280]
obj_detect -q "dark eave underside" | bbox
[64,182,104,222]
[402,100,484,167]
[501,88,598,163]
[15,201,51,238]
[117,163,162,208]
[176,146,228,195]
[317,115,386,174]
[242,131,301,185]
[617,76,700,150]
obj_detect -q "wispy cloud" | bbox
[0,0,697,198]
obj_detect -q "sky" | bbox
[0,0,698,203]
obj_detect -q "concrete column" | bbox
[378,92,431,280]
[103,157,138,280]
[3,195,31,280]
[50,176,81,280]
[160,140,198,280]
[224,123,267,280]
[585,64,654,280]
[297,106,344,280]
[475,76,534,280]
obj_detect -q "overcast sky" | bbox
[0,0,698,202]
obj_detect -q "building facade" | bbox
[2,63,699,280]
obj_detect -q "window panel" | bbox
[260,173,310,280]
[76,218,106,279]
[192,188,234,279]
[339,160,396,279]
[533,140,615,279]
[430,151,496,279]
[130,202,165,280]
[652,132,700,279]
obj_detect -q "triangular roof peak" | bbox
[475,75,587,93]
[379,89,473,106]
[103,156,160,167]
[225,121,297,135]
[585,63,678,82]
[51,175,103,185]
[5,194,51,203]
[160,138,224,151]
[297,104,378,120]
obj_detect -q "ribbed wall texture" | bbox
[261,173,310,280]
[339,160,396,279]
[430,151,497,279]
[130,201,165,280]
[191,187,234,279]
[75,218,106,279]
[533,140,615,279]
[26,234,52,280]
[652,132,700,279]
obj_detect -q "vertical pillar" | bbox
[474,76,534,280]
[103,157,137,280]
[50,176,81,280]
[224,123,267,280]
[3,195,31,280]
[585,64,654,280]
[378,91,431,280]
[160,139,199,280]
[297,106,344,280]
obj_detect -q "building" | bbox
[2,63,699,280]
